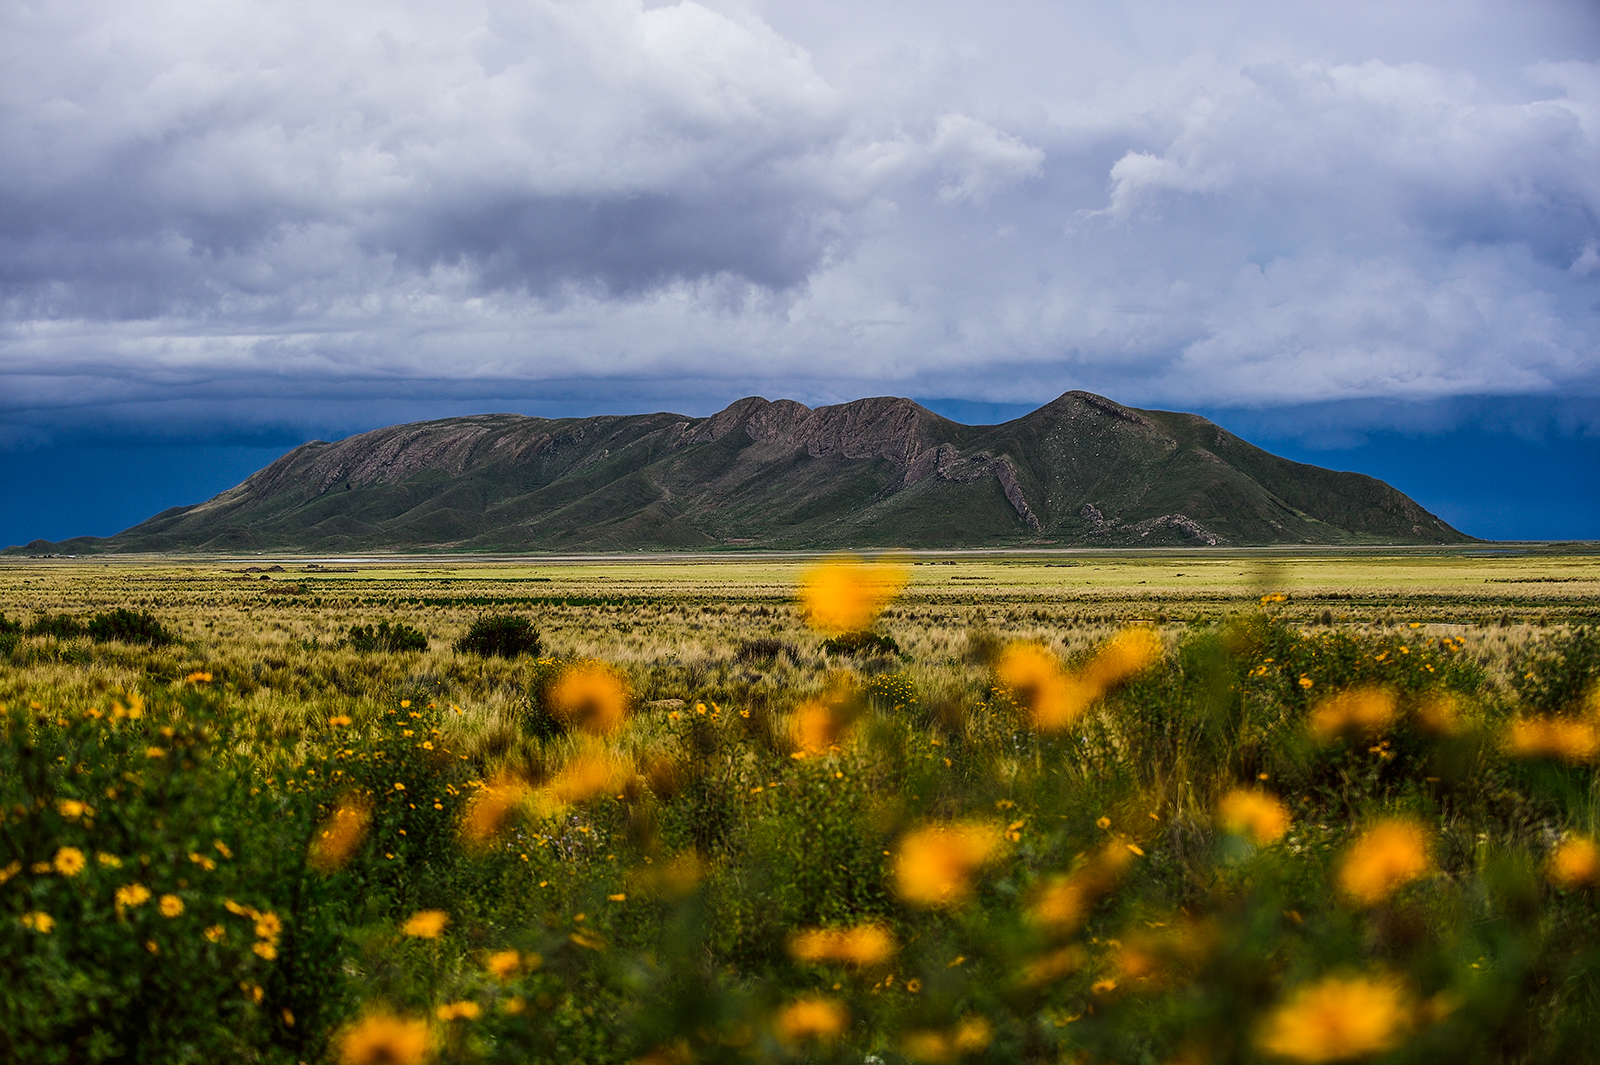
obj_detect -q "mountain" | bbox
[9,392,1469,553]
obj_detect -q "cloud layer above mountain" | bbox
[2,0,1597,440]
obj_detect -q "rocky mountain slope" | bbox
[12,391,1468,553]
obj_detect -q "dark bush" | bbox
[346,621,428,653]
[820,630,901,656]
[26,613,85,640]
[454,614,540,658]
[85,608,175,647]
[0,613,19,655]
[735,638,795,665]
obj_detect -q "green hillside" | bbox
[8,392,1469,553]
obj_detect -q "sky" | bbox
[2,0,1598,547]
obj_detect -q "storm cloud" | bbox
[1,0,1597,442]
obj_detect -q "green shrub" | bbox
[26,613,84,641]
[455,614,540,659]
[820,630,901,656]
[0,613,19,655]
[85,608,175,647]
[346,621,428,654]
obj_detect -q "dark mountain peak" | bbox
[6,392,1472,554]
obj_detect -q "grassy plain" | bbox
[2,547,1599,1064]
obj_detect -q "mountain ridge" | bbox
[6,391,1470,553]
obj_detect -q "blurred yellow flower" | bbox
[461,774,529,847]
[115,883,152,917]
[1217,790,1292,846]
[900,1016,994,1064]
[549,664,630,734]
[336,1011,431,1065]
[1080,628,1163,690]
[1257,974,1412,1062]
[799,556,907,633]
[539,751,631,815]
[159,894,184,918]
[21,911,55,934]
[309,795,372,873]
[255,911,282,941]
[1414,692,1462,736]
[788,923,897,966]
[52,846,86,877]
[435,1001,481,1021]
[1027,844,1134,932]
[1338,820,1432,906]
[1547,836,1600,890]
[995,643,1095,731]
[791,699,851,755]
[485,949,523,981]
[56,799,92,820]
[204,924,226,943]
[402,909,449,938]
[894,822,1001,907]
[775,996,849,1044]
[1505,716,1600,764]
[185,671,212,683]
[95,852,122,868]
[1309,687,1397,741]
[627,851,704,899]
[253,942,278,960]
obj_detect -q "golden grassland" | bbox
[3,548,1594,745]
[2,548,1600,1065]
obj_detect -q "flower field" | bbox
[1,550,1599,1064]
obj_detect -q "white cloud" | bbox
[0,0,1597,439]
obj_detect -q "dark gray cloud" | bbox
[1,0,1597,445]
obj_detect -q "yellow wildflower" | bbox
[1547,836,1600,890]
[538,750,631,815]
[253,941,278,960]
[402,909,449,938]
[460,774,529,847]
[1027,843,1135,932]
[1505,716,1600,764]
[159,894,184,918]
[52,846,86,877]
[1257,974,1413,1062]
[798,556,907,633]
[336,1011,431,1065]
[309,795,372,873]
[893,821,1001,908]
[1338,820,1432,906]
[0,860,20,885]
[485,949,523,982]
[255,911,282,941]
[791,699,852,755]
[900,1019,989,1065]
[548,664,630,734]
[788,923,897,966]
[1080,627,1163,690]
[204,924,226,943]
[115,883,152,917]
[1217,790,1292,846]
[1309,687,1397,741]
[995,643,1096,732]
[56,799,93,820]
[21,911,55,934]
[435,1001,481,1022]
[775,996,849,1045]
